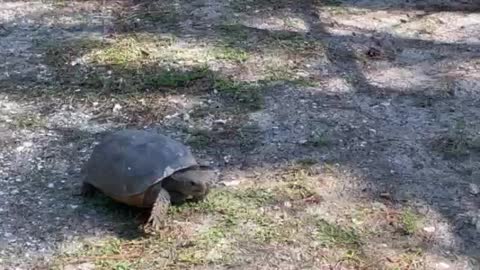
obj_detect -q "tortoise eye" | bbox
[189,181,196,186]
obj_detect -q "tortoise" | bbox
[80,129,213,230]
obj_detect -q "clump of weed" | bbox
[432,119,480,158]
[308,129,333,147]
[400,208,421,235]
[211,46,249,62]
[91,37,148,66]
[214,78,264,111]
[186,128,213,148]
[315,219,361,248]
[216,24,250,45]
[8,114,46,129]
[144,66,212,89]
[170,188,282,264]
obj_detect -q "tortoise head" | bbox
[162,165,214,198]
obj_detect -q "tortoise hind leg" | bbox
[145,188,171,231]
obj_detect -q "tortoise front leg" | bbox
[169,191,190,205]
[145,188,171,231]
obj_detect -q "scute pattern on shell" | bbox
[83,129,198,196]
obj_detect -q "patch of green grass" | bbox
[277,182,318,201]
[170,187,283,264]
[7,114,46,129]
[432,119,478,158]
[400,209,421,235]
[186,128,213,148]
[111,262,133,270]
[214,78,264,111]
[91,37,148,66]
[264,66,295,82]
[315,219,361,248]
[211,46,249,62]
[288,78,320,87]
[308,129,333,147]
[98,239,122,256]
[144,66,212,88]
[433,135,470,157]
[216,24,250,44]
[172,182,312,246]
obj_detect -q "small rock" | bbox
[366,47,382,58]
[435,262,450,269]
[112,103,122,113]
[23,141,33,147]
[372,202,386,210]
[298,139,308,144]
[214,119,227,125]
[47,183,55,188]
[10,189,19,195]
[165,112,180,119]
[469,183,479,195]
[284,201,292,208]
[70,204,79,209]
[221,180,241,186]
[64,262,95,270]
[423,226,435,233]
[381,101,391,107]
[379,192,391,199]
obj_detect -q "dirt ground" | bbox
[1,0,480,269]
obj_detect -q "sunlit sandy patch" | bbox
[393,13,480,44]
[241,14,309,33]
[319,6,480,45]
[365,65,440,93]
[320,8,410,33]
[320,76,355,94]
